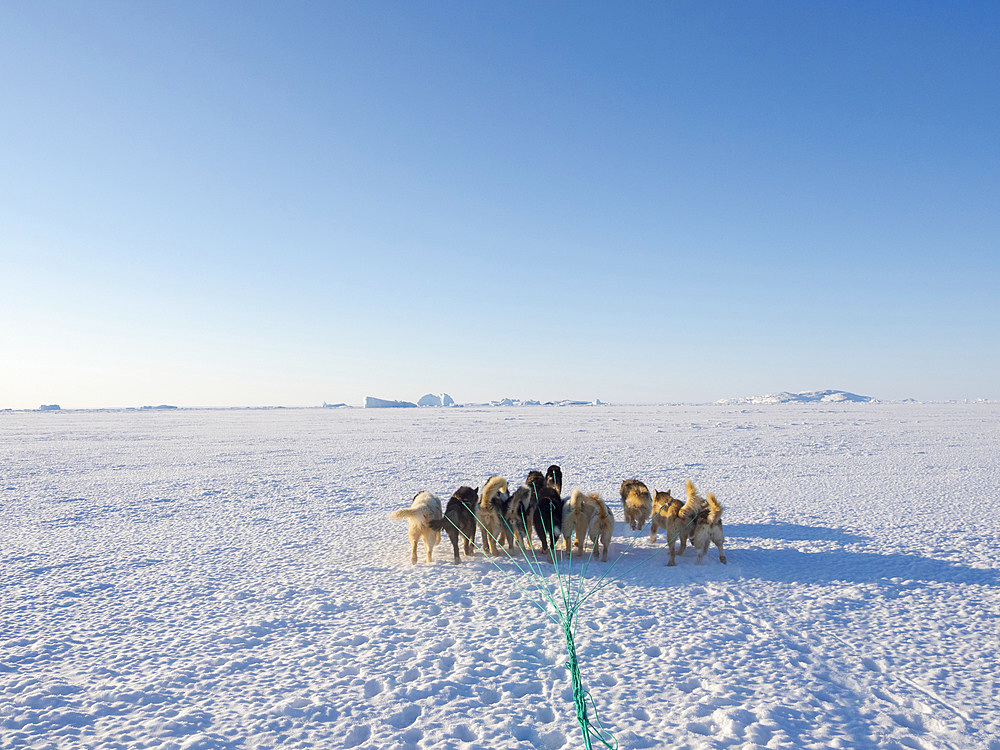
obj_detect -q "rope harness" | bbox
[442,488,700,750]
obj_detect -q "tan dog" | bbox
[477,475,510,555]
[620,479,652,531]
[656,485,702,566]
[587,493,614,562]
[649,489,679,544]
[563,488,600,555]
[691,490,726,565]
[388,490,443,564]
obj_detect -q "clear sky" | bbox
[2,1,998,408]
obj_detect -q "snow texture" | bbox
[2,404,998,750]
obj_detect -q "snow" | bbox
[2,404,998,750]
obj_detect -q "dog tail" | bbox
[592,493,610,521]
[481,475,509,509]
[427,516,455,531]
[706,492,723,524]
[389,508,421,521]
[681,480,704,521]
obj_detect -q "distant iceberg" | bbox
[716,389,876,405]
[364,396,417,409]
[417,393,455,407]
[489,398,600,407]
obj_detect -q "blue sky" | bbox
[2,1,997,408]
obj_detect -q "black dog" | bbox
[532,485,564,556]
[545,464,563,494]
[430,486,479,563]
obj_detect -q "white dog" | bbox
[389,491,443,564]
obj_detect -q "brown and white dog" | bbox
[654,486,699,566]
[389,490,443,564]
[477,475,510,555]
[690,485,726,565]
[587,493,614,562]
[620,479,652,531]
[650,489,681,544]
[505,471,546,551]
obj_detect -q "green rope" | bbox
[439,491,700,750]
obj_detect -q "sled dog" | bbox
[545,464,563,495]
[587,493,614,562]
[563,488,600,555]
[389,491,443,564]
[431,486,479,564]
[532,485,564,556]
[620,479,652,531]
[477,475,510,555]
[505,471,546,551]
[653,488,697,566]
[690,486,726,565]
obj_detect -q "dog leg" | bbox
[713,528,727,564]
[410,531,419,565]
[696,540,709,565]
[425,530,437,563]
[667,539,677,566]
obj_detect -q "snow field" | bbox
[1,404,998,749]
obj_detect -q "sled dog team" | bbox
[389,465,726,567]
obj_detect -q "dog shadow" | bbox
[726,522,867,545]
[729,546,999,588]
[723,521,998,587]
[608,520,998,590]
